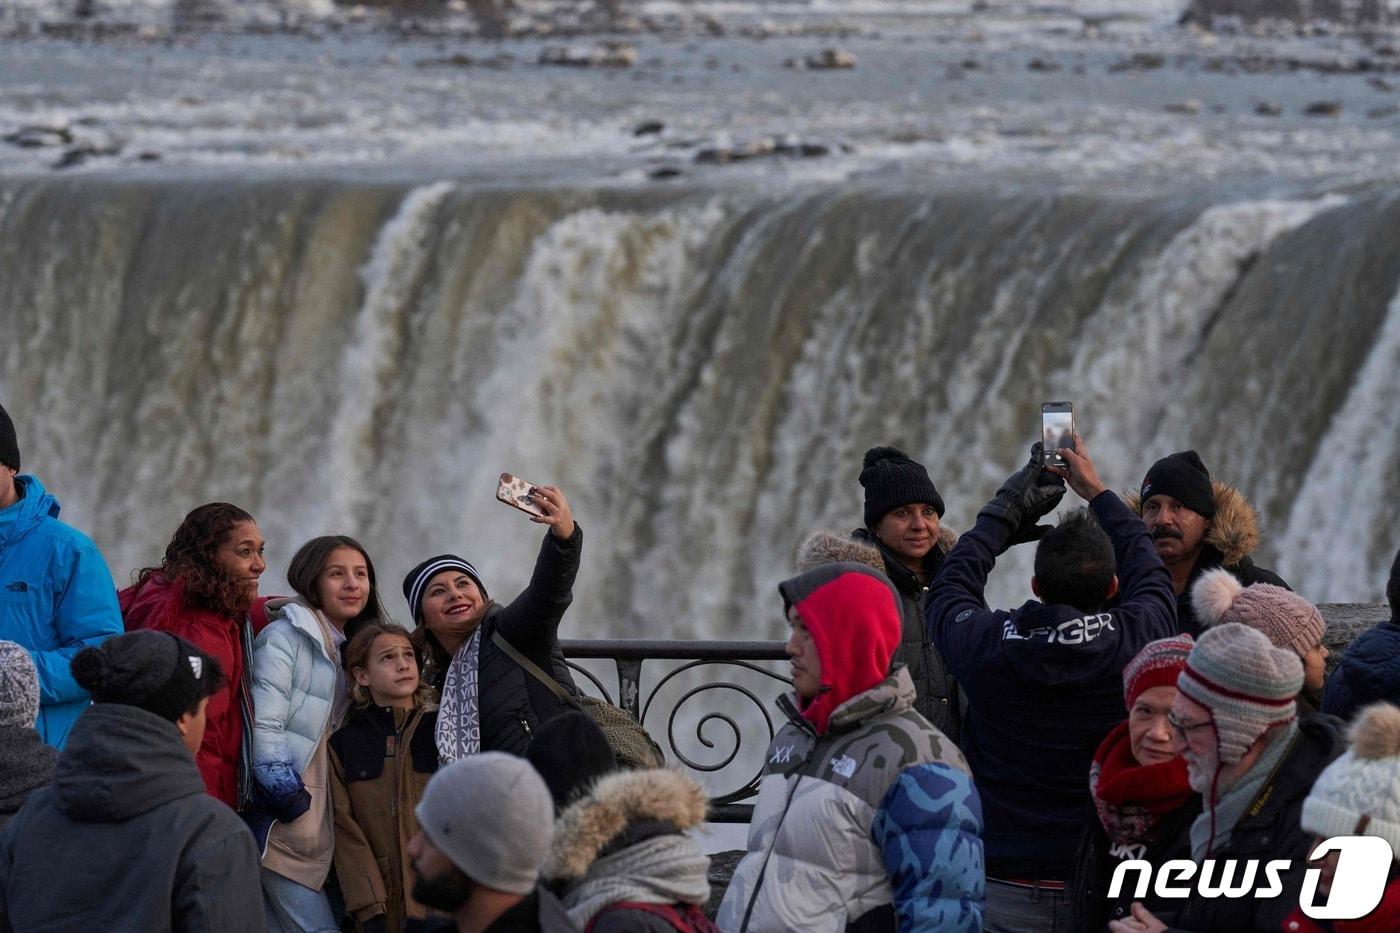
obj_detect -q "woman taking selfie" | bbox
[403,483,580,761]
[250,535,390,932]
[121,502,272,808]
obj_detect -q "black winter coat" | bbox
[0,703,265,932]
[1166,715,1346,933]
[852,527,961,743]
[1069,794,1201,931]
[1322,618,1400,722]
[423,526,582,756]
[1175,548,1289,635]
[0,726,56,833]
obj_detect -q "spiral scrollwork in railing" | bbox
[559,639,791,820]
[642,659,792,806]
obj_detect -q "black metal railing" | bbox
[560,639,790,822]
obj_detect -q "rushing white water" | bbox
[2,177,1397,636]
[1274,282,1400,600]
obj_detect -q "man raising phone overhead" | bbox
[927,435,1178,933]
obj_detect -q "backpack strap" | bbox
[585,902,715,933]
[491,629,580,709]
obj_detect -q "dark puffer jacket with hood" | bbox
[0,703,265,932]
[1322,617,1400,722]
[799,527,961,743]
[1126,481,1288,635]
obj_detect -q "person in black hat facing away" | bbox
[530,711,714,932]
[1129,450,1288,634]
[0,401,123,749]
[796,446,962,742]
[0,630,266,932]
[928,436,1177,933]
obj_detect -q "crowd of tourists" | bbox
[0,398,1398,933]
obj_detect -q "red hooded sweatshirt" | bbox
[782,565,903,736]
[120,574,271,808]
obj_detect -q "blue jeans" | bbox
[261,868,338,933]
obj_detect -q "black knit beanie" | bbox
[860,446,944,529]
[1140,450,1215,519]
[71,631,223,723]
[402,555,488,623]
[526,710,617,812]
[0,403,18,472]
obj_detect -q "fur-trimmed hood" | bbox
[796,526,958,575]
[1125,480,1261,567]
[541,768,709,881]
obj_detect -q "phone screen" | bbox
[1042,403,1074,467]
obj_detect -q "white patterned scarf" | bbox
[435,627,482,763]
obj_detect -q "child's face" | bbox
[354,634,419,707]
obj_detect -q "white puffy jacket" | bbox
[251,600,343,796]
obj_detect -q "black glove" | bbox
[1004,516,1054,548]
[361,915,388,933]
[978,442,1066,531]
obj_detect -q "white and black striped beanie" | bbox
[1177,622,1302,765]
[402,555,487,623]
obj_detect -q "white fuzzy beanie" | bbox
[1301,703,1400,854]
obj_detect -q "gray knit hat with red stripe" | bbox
[1177,622,1302,765]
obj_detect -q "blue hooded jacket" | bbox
[0,475,122,747]
[1321,618,1400,721]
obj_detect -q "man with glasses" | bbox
[929,437,1178,933]
[1108,623,1345,933]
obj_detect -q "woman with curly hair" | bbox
[120,502,273,808]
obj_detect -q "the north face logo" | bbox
[830,755,857,779]
[1141,478,1152,496]
[4,582,27,592]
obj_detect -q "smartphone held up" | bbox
[496,473,547,518]
[1041,402,1074,468]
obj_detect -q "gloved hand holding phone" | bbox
[978,441,1066,540]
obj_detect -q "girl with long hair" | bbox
[329,623,439,933]
[249,534,388,932]
[121,502,272,808]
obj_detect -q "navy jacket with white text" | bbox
[927,491,1177,873]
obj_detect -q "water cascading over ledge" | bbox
[1,174,1398,640]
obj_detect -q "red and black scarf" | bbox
[1089,721,1193,852]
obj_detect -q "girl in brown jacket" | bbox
[330,623,439,933]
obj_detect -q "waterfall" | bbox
[1,175,1397,638]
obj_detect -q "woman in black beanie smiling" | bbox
[403,483,582,761]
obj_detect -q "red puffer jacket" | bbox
[119,574,271,808]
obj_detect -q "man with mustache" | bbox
[1132,450,1289,635]
[1108,624,1344,933]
